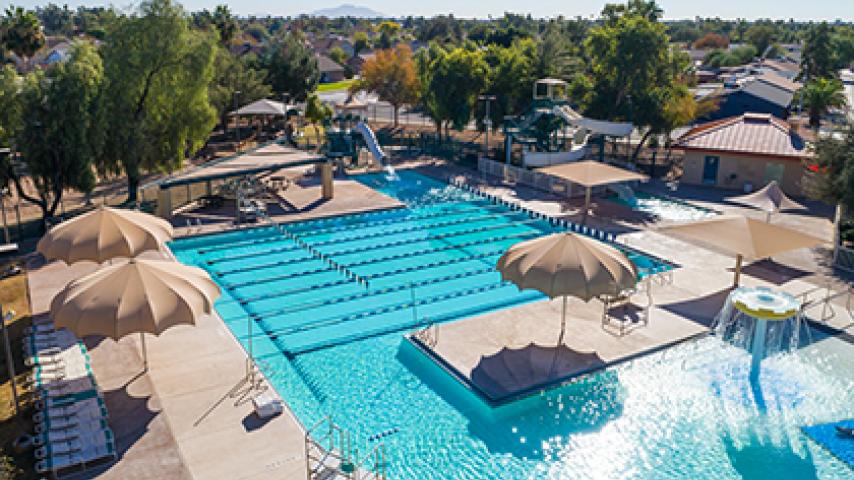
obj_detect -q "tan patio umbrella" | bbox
[37,206,173,264]
[728,181,805,221]
[659,215,825,287]
[538,160,648,224]
[496,232,637,343]
[50,258,220,370]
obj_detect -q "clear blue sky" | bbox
[15,0,854,20]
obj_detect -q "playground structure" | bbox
[502,79,634,168]
[324,114,388,170]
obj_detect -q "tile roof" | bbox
[316,55,345,73]
[739,80,794,108]
[755,72,801,93]
[676,113,808,158]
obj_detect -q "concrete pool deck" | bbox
[23,161,854,479]
[171,170,404,238]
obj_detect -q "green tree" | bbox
[0,65,21,147]
[585,1,694,160]
[802,123,854,256]
[353,31,369,55]
[98,0,217,203]
[533,23,578,80]
[800,22,835,80]
[261,32,319,101]
[795,77,847,128]
[351,45,419,127]
[483,40,535,126]
[327,46,347,66]
[212,4,237,46]
[376,20,401,49]
[209,47,272,127]
[418,45,488,139]
[745,24,777,56]
[5,41,102,228]
[1,6,46,60]
[304,93,331,148]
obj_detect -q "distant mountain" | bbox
[310,4,384,18]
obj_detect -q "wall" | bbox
[682,150,804,195]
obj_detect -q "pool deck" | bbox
[171,169,404,238]
[23,160,854,479]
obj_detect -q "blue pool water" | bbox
[611,191,717,222]
[170,171,854,479]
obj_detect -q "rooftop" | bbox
[677,113,808,158]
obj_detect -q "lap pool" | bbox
[169,170,854,479]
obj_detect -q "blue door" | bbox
[702,156,719,184]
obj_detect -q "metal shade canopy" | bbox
[658,215,825,286]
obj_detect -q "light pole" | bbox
[478,95,496,158]
[1,308,18,415]
[0,187,9,245]
[233,90,242,152]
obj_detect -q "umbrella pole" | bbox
[558,296,567,345]
[582,187,592,225]
[766,211,771,223]
[733,254,744,288]
[548,296,568,380]
[140,332,148,372]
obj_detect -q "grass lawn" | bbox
[0,264,37,480]
[317,79,356,93]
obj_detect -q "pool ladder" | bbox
[305,417,387,480]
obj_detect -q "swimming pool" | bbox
[610,190,717,222]
[170,171,854,479]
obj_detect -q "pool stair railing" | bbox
[305,416,387,480]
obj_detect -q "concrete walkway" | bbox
[28,254,309,480]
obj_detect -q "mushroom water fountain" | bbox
[712,286,808,381]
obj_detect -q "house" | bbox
[311,36,355,58]
[346,51,375,75]
[676,113,809,195]
[756,59,801,80]
[704,73,799,121]
[317,55,346,83]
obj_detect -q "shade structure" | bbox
[658,215,825,286]
[37,206,173,264]
[230,99,293,117]
[337,96,368,111]
[728,181,805,219]
[50,258,220,369]
[497,232,637,342]
[538,161,648,223]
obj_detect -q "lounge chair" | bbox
[35,428,114,459]
[35,388,102,413]
[26,344,90,367]
[35,414,108,435]
[33,397,108,425]
[35,375,100,402]
[599,288,649,335]
[35,440,117,476]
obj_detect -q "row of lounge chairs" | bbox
[23,319,116,477]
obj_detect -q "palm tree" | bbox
[1,7,45,60]
[797,78,847,129]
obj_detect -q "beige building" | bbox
[677,113,809,196]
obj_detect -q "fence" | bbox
[477,157,586,198]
